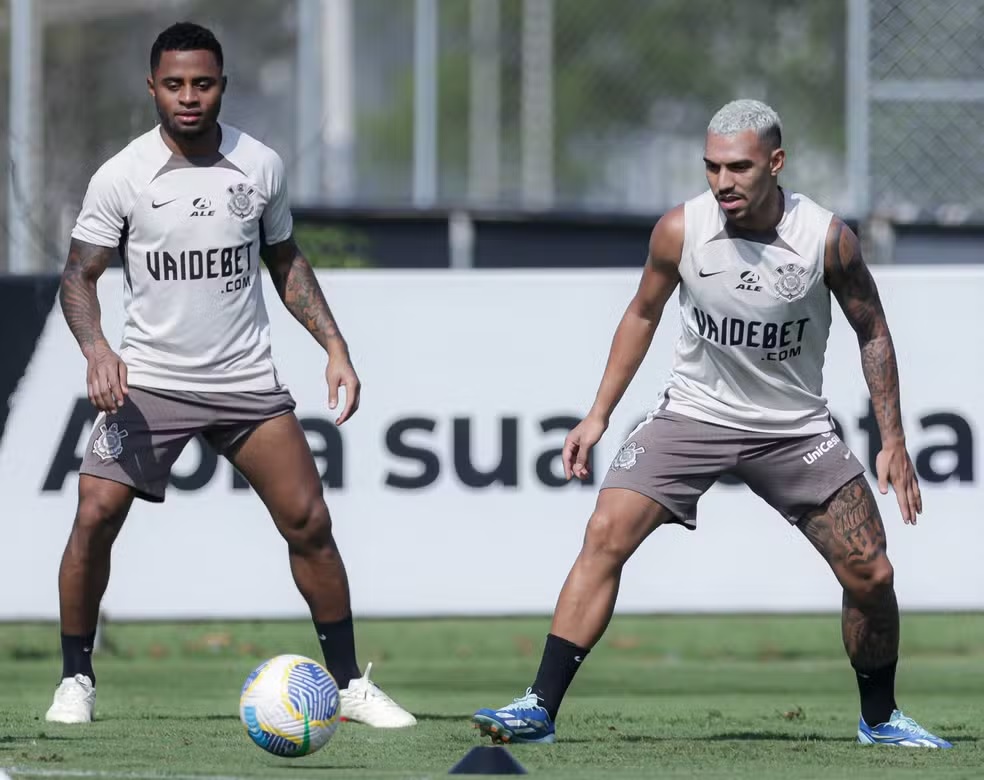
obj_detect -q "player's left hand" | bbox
[875,440,922,525]
[325,356,361,425]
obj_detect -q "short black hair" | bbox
[150,22,223,73]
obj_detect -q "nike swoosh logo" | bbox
[698,269,726,278]
[151,198,177,209]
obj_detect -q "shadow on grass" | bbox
[616,731,976,744]
[278,765,371,771]
[618,732,858,743]
[414,713,473,722]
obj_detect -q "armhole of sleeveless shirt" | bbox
[679,200,696,276]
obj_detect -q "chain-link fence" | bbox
[868,0,984,222]
[5,0,984,272]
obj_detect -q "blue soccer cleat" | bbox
[857,709,952,748]
[472,688,557,744]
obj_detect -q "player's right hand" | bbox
[326,355,361,426]
[562,415,608,481]
[86,344,128,413]
[875,441,922,525]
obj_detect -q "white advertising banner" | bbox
[0,268,980,619]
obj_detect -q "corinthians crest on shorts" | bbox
[227,183,256,219]
[611,440,645,471]
[772,262,809,301]
[92,422,128,461]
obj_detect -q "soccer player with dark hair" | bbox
[45,22,415,729]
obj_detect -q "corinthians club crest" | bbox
[773,262,809,301]
[227,183,256,219]
[93,422,128,461]
[611,440,645,471]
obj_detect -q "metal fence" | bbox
[865,0,984,222]
[2,0,983,272]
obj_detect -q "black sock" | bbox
[531,634,589,721]
[854,658,898,726]
[61,632,96,684]
[314,616,361,689]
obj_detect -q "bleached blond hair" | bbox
[707,99,782,148]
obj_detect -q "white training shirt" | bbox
[661,188,835,435]
[71,123,293,392]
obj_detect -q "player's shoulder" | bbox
[654,202,687,233]
[221,124,285,178]
[683,188,718,210]
[81,127,170,212]
[88,126,170,186]
[785,192,850,272]
[649,203,686,262]
[679,189,721,241]
[680,188,718,219]
[651,190,716,255]
[785,190,835,226]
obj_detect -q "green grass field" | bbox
[1,614,982,779]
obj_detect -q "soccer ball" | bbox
[239,654,340,757]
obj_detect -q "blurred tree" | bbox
[358,0,845,208]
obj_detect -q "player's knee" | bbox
[73,493,126,550]
[866,557,895,594]
[582,510,634,565]
[847,556,895,602]
[280,497,333,554]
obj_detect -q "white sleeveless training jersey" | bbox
[661,188,835,435]
[71,123,293,392]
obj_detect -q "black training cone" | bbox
[449,746,528,775]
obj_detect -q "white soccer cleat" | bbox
[45,674,96,724]
[338,663,416,728]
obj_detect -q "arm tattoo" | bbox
[826,220,905,444]
[262,238,346,353]
[59,239,114,358]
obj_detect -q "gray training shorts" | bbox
[80,385,296,502]
[600,409,865,528]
